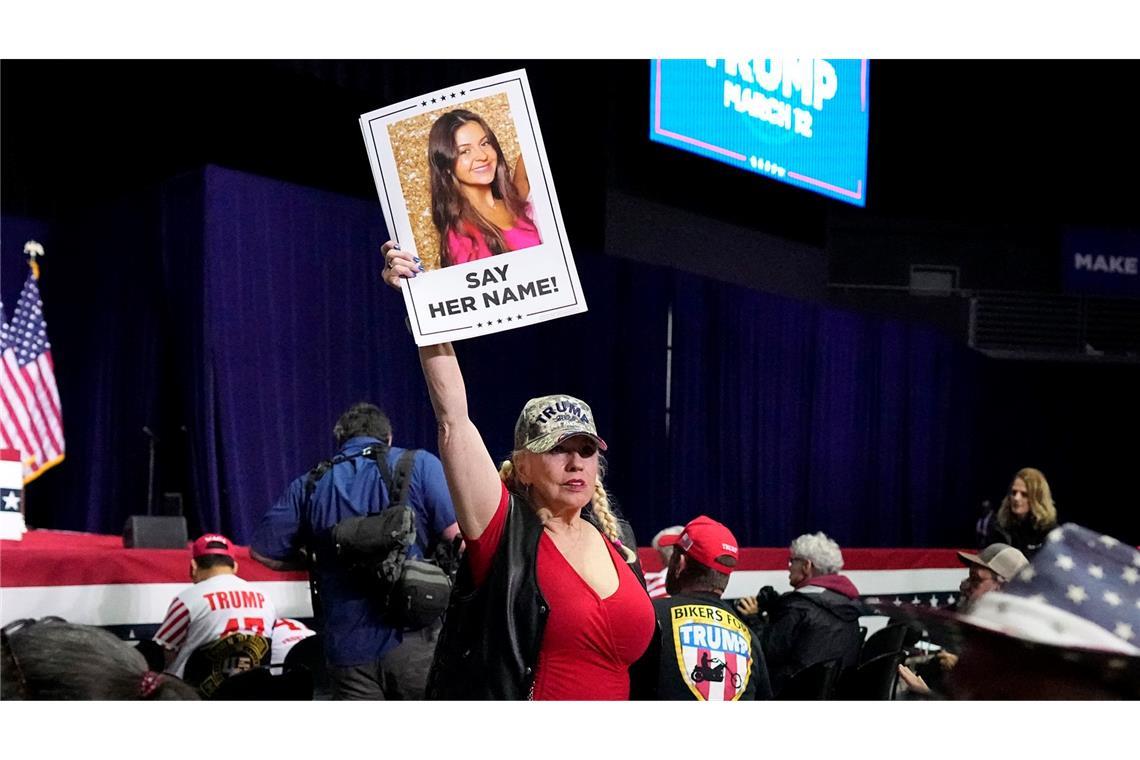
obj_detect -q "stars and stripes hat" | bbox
[879,524,1140,698]
[191,533,235,559]
[960,524,1139,655]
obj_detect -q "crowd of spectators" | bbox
[6,420,1137,704]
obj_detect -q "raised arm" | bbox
[381,241,502,538]
[418,343,503,539]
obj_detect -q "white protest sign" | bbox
[360,69,586,346]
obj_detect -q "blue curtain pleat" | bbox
[665,275,983,548]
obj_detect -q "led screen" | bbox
[650,58,870,207]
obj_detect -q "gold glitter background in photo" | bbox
[387,93,521,271]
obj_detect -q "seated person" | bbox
[153,533,278,680]
[897,524,1140,700]
[741,531,869,697]
[634,516,772,700]
[643,525,683,600]
[953,543,1030,615]
[898,542,1028,697]
[269,617,317,675]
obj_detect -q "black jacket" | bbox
[426,491,644,700]
[980,512,1055,558]
[760,579,868,697]
[633,592,773,700]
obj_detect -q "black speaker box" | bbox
[160,492,184,517]
[123,515,188,549]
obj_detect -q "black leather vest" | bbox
[426,492,643,700]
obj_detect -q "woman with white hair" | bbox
[741,531,869,697]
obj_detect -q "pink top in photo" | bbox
[445,214,542,266]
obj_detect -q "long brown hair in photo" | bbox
[427,109,533,266]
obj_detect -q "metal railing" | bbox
[968,292,1140,361]
[826,283,1140,362]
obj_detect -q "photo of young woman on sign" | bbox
[363,70,585,346]
[387,94,542,270]
[429,108,541,266]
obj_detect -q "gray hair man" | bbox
[748,531,869,697]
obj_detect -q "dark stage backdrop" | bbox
[665,279,983,547]
[4,195,166,534]
[10,166,672,543]
[11,167,1137,549]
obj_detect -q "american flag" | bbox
[0,251,64,482]
[988,523,1140,651]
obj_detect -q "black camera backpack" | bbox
[305,443,452,630]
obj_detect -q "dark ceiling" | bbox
[4,59,1138,245]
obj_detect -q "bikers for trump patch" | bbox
[669,603,752,700]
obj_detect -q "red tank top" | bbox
[464,485,655,700]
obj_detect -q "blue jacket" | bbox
[252,436,456,667]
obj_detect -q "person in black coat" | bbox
[633,515,772,701]
[738,531,870,697]
[979,467,1058,558]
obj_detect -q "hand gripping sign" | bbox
[360,69,587,346]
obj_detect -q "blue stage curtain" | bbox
[159,166,414,541]
[665,276,983,548]
[14,167,1054,549]
[6,196,166,534]
[157,166,672,544]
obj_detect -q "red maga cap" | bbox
[658,515,738,574]
[192,533,234,559]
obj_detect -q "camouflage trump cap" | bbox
[513,394,608,454]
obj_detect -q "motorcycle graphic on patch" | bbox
[669,603,753,700]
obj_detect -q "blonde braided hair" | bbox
[499,455,637,564]
[588,479,639,563]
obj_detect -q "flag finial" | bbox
[23,240,44,280]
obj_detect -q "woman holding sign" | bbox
[428,109,542,267]
[380,241,655,700]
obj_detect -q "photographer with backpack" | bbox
[251,402,459,700]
